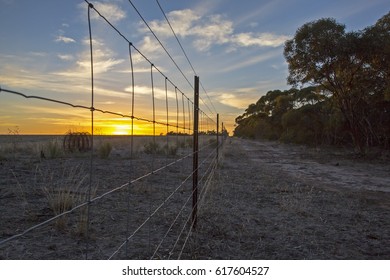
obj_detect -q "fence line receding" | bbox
[0,1,226,260]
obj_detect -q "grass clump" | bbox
[98,142,112,159]
[144,141,161,154]
[144,141,178,156]
[38,164,89,231]
[163,144,178,156]
[43,139,63,159]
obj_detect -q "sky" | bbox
[0,0,389,135]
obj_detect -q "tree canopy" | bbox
[234,12,390,152]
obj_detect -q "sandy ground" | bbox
[182,138,390,259]
[1,136,390,259]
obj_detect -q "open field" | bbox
[1,136,390,259]
[0,134,216,259]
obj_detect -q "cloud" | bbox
[124,85,177,100]
[232,32,290,48]
[148,9,200,37]
[220,49,281,73]
[89,2,126,24]
[134,36,164,61]
[191,14,233,51]
[55,38,125,77]
[55,35,76,44]
[57,54,74,61]
[218,92,257,109]
[140,9,288,52]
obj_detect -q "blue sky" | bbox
[0,0,389,134]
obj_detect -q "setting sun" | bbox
[112,125,131,135]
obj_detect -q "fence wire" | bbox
[0,1,224,260]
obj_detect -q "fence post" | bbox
[222,122,224,145]
[192,76,199,229]
[216,113,219,164]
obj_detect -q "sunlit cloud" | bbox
[214,85,278,110]
[147,9,200,37]
[54,37,125,78]
[232,32,290,48]
[218,92,257,109]
[124,85,177,100]
[89,2,126,24]
[141,8,288,53]
[134,36,164,61]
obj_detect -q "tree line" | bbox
[234,12,390,152]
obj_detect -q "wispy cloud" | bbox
[142,9,289,52]
[220,49,281,73]
[124,85,177,100]
[57,54,74,61]
[55,35,76,44]
[55,37,125,78]
[217,91,258,110]
[232,32,290,48]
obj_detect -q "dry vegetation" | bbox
[0,134,209,259]
[1,135,389,259]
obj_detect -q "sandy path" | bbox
[184,138,390,259]
[237,138,390,193]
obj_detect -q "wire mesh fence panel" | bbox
[0,1,223,260]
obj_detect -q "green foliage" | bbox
[235,12,390,152]
[283,13,390,152]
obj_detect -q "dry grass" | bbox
[33,162,99,235]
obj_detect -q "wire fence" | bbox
[0,1,226,259]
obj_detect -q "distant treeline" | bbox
[234,12,390,152]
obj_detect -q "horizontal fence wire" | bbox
[0,1,224,260]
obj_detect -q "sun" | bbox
[112,125,131,135]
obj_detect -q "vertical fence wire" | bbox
[85,3,95,259]
[0,1,225,260]
[125,41,135,258]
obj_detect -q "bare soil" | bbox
[182,138,390,259]
[1,136,389,259]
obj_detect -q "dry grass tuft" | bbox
[37,164,91,231]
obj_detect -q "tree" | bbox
[362,12,390,148]
[284,18,386,152]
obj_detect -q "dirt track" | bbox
[185,138,390,259]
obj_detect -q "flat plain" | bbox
[1,135,389,259]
